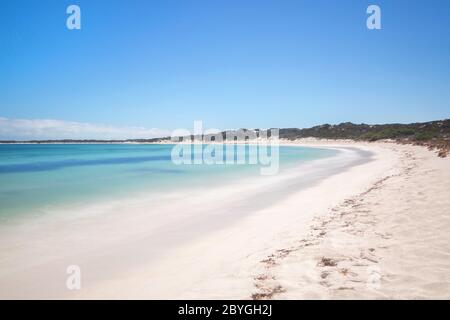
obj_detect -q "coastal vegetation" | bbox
[1,120,449,157]
[277,120,450,157]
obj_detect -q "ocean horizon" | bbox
[1,0,449,301]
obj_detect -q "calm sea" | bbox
[0,144,337,219]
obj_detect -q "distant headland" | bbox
[1,119,449,157]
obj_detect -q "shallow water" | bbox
[0,144,337,219]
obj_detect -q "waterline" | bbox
[0,144,338,220]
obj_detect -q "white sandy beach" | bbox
[0,140,449,299]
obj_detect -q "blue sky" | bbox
[1,0,450,139]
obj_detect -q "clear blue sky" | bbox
[1,0,450,138]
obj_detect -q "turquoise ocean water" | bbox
[0,144,337,220]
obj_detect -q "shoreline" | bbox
[252,141,450,299]
[0,141,448,299]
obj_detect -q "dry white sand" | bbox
[252,140,450,299]
[0,140,448,299]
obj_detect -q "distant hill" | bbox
[1,119,449,156]
[277,120,450,157]
[278,120,450,141]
